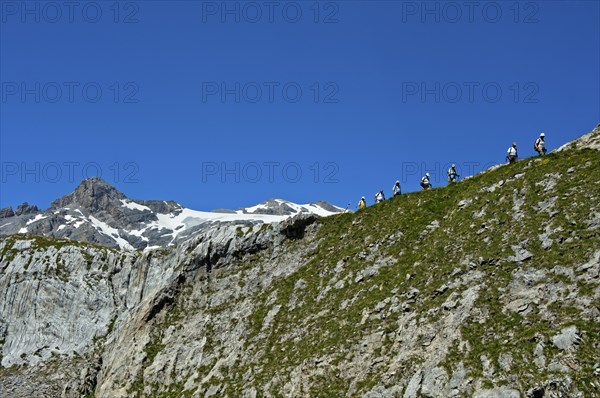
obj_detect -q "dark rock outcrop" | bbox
[14,203,39,216]
[0,207,14,218]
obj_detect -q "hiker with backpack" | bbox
[534,133,547,156]
[392,180,402,197]
[420,173,432,189]
[375,191,385,203]
[507,142,518,163]
[358,196,367,210]
[447,164,459,183]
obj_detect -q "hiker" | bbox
[392,180,402,197]
[507,142,518,163]
[358,196,367,210]
[420,173,432,189]
[447,164,459,183]
[375,190,385,203]
[534,133,547,156]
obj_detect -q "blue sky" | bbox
[1,0,599,211]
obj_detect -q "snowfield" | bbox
[4,197,344,250]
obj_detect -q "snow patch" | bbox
[88,216,134,250]
[236,199,342,217]
[120,199,152,212]
[73,220,85,229]
[128,227,150,242]
[147,208,287,241]
[238,202,270,214]
[64,215,86,229]
[25,214,47,225]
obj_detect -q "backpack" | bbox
[534,139,539,151]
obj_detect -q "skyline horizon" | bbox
[2,121,598,212]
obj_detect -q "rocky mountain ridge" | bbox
[0,179,343,250]
[0,124,599,398]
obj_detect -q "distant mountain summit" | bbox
[50,176,126,212]
[233,198,345,217]
[0,179,344,250]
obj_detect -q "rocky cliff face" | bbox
[1,126,599,398]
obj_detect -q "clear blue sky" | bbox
[1,0,599,211]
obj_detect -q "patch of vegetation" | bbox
[259,223,272,233]
[0,336,4,369]
[0,235,22,264]
[145,381,194,398]
[127,284,195,397]
[106,315,118,335]
[224,146,600,395]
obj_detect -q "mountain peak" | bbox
[50,177,127,211]
[235,198,345,216]
[3,177,343,250]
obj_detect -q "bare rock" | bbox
[473,387,520,398]
[551,326,581,351]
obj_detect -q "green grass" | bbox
[217,147,600,396]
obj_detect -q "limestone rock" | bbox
[551,326,581,351]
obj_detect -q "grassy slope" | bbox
[222,146,600,396]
